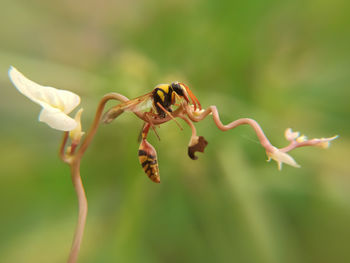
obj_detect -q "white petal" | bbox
[39,107,77,131]
[273,149,300,169]
[8,66,80,114]
[267,147,301,170]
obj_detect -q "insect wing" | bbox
[125,93,153,112]
[102,92,153,124]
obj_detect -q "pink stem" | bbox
[76,93,184,159]
[59,132,69,163]
[67,160,87,263]
[280,139,328,152]
[185,105,275,153]
[179,115,197,139]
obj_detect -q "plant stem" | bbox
[76,93,128,159]
[63,94,187,262]
[67,159,87,263]
[185,105,275,153]
[64,93,131,262]
[76,92,183,159]
[59,132,69,163]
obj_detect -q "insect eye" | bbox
[172,83,184,96]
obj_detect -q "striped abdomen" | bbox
[138,139,160,183]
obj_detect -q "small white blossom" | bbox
[267,147,301,170]
[8,66,81,131]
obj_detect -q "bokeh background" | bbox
[0,0,349,262]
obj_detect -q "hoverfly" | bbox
[102,82,201,183]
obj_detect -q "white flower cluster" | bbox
[266,128,338,170]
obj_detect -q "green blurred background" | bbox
[0,0,349,262]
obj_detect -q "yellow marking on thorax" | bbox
[164,86,170,94]
[157,90,165,102]
[155,84,171,103]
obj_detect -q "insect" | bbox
[102,82,201,124]
[103,82,202,183]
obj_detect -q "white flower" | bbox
[266,147,301,170]
[8,66,81,131]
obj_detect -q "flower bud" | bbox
[69,108,84,143]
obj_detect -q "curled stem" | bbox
[75,92,182,159]
[64,92,161,263]
[60,90,336,262]
[184,105,275,153]
[64,93,130,263]
[76,93,129,159]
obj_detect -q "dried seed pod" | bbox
[138,139,160,183]
[188,136,208,160]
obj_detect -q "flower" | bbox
[266,147,301,170]
[313,135,338,149]
[8,66,81,131]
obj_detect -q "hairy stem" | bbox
[67,159,87,263]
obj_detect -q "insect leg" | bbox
[144,111,161,141]
[156,102,183,130]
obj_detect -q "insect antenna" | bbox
[179,83,202,111]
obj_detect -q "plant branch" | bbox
[279,138,333,152]
[59,132,69,163]
[184,105,275,153]
[179,115,197,138]
[67,159,87,263]
[76,93,129,158]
